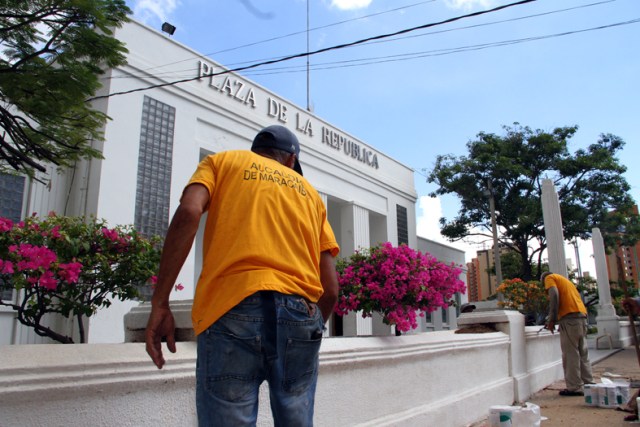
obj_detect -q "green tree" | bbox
[427,123,639,281]
[0,0,130,179]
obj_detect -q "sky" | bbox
[124,0,639,277]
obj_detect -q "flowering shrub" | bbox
[496,278,549,325]
[335,242,466,333]
[0,213,162,343]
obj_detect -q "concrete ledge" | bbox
[354,378,513,427]
[0,333,513,427]
[124,300,194,342]
[0,323,562,426]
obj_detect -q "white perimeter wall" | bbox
[0,311,564,427]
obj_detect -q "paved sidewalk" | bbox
[469,346,640,426]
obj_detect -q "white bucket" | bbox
[596,382,630,408]
[488,403,541,427]
[584,384,597,406]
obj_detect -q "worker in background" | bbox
[541,271,594,396]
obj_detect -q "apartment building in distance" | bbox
[606,205,640,290]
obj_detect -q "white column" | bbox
[353,205,373,335]
[318,192,328,207]
[318,192,333,337]
[352,204,370,251]
[592,227,620,347]
[432,309,444,331]
[340,204,375,336]
[541,179,568,276]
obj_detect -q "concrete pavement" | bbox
[468,346,640,426]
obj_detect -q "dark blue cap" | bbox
[251,125,303,175]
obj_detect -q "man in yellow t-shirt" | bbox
[145,125,340,426]
[541,272,593,396]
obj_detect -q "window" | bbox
[0,174,25,222]
[134,96,176,240]
[442,306,448,324]
[0,173,25,301]
[425,311,432,324]
[396,204,408,245]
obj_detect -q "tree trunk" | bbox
[517,240,533,280]
[77,312,86,343]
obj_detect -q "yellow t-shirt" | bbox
[187,150,340,335]
[543,273,587,319]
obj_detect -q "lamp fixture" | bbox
[161,22,176,36]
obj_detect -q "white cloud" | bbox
[132,0,180,24]
[443,0,498,10]
[566,238,597,279]
[416,195,485,262]
[416,195,445,242]
[330,0,372,11]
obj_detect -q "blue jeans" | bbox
[196,291,325,427]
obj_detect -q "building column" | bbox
[339,203,370,255]
[318,192,334,337]
[592,227,621,347]
[340,204,377,336]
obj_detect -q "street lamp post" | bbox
[485,180,503,301]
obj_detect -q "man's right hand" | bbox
[145,305,177,369]
[545,321,556,334]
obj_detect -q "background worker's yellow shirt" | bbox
[187,150,340,335]
[544,274,587,319]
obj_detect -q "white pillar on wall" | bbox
[353,205,373,335]
[340,203,374,336]
[541,179,568,276]
[318,192,328,207]
[592,227,620,347]
[432,309,444,331]
[318,192,333,337]
[352,205,370,252]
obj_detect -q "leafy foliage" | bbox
[335,242,466,332]
[572,272,599,316]
[0,0,130,178]
[427,123,638,280]
[496,278,548,325]
[0,213,161,343]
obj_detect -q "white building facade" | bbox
[1,19,421,344]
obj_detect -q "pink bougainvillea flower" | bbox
[0,259,14,274]
[39,271,58,290]
[14,244,57,271]
[149,275,158,284]
[101,227,119,242]
[49,225,62,239]
[175,283,184,291]
[335,242,466,333]
[58,262,83,284]
[0,217,13,233]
